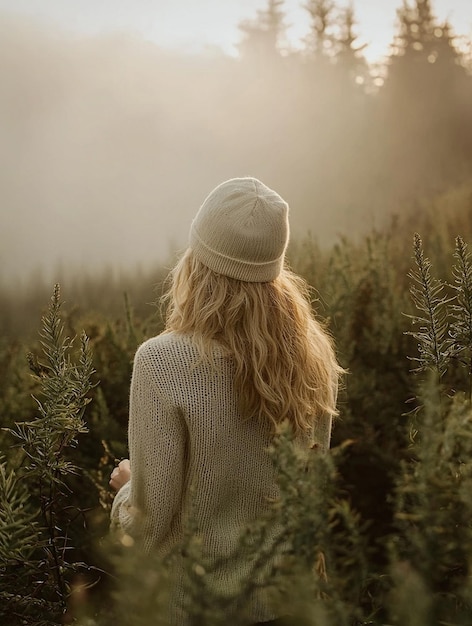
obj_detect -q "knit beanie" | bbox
[189,177,289,282]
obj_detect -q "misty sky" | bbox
[0,0,471,62]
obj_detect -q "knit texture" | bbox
[111,332,332,623]
[189,177,290,282]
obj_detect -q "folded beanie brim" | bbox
[190,228,284,282]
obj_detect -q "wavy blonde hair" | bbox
[163,248,342,434]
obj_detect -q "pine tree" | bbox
[238,0,286,62]
[389,0,461,81]
[0,285,97,625]
[334,3,369,87]
[303,0,336,58]
[379,0,472,207]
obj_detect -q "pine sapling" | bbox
[4,284,96,624]
[406,233,452,381]
[449,236,472,404]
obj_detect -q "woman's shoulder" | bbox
[136,331,196,361]
[135,331,226,366]
[134,332,229,389]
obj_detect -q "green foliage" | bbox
[450,236,472,402]
[391,386,472,625]
[406,232,451,380]
[268,431,374,626]
[388,233,472,625]
[0,285,96,625]
[2,198,472,624]
[0,455,38,562]
[291,231,413,564]
[405,233,472,402]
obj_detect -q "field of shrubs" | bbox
[1,182,472,625]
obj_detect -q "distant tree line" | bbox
[232,0,472,238]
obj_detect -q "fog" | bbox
[0,16,246,284]
[0,13,377,287]
[1,11,470,287]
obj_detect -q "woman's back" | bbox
[113,331,315,622]
[110,177,342,625]
[126,332,281,552]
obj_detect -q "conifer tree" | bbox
[389,0,461,81]
[334,4,369,87]
[379,0,472,207]
[0,285,96,625]
[238,0,286,61]
[303,0,336,58]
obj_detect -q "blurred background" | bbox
[0,0,471,286]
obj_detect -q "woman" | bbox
[109,177,343,625]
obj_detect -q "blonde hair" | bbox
[163,248,342,435]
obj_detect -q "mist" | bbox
[1,9,471,286]
[0,15,247,284]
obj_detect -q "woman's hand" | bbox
[109,459,131,492]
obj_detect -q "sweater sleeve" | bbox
[110,342,187,553]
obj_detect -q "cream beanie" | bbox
[189,177,289,282]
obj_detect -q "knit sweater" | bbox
[111,331,332,623]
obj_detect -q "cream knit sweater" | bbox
[111,331,332,623]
